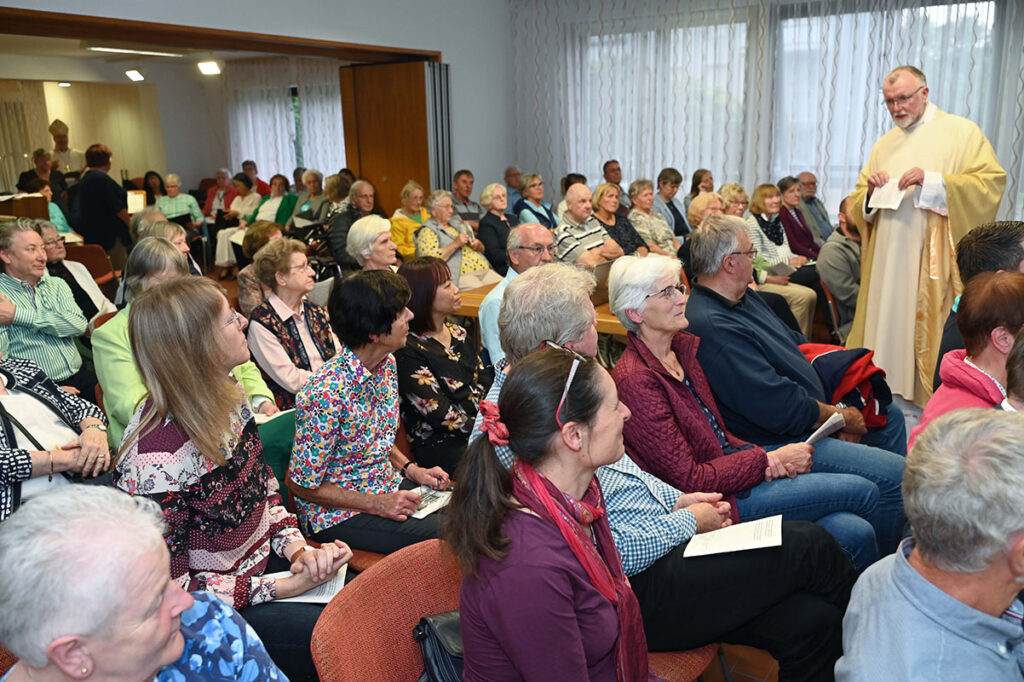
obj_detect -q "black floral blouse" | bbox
[395,322,492,475]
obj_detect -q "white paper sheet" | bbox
[411,485,452,519]
[867,179,907,210]
[805,412,846,446]
[683,515,783,558]
[264,565,348,603]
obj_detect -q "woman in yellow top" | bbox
[414,190,501,290]
[390,180,429,261]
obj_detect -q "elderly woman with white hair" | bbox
[154,173,204,232]
[0,486,287,680]
[608,253,889,571]
[286,168,327,228]
[476,182,519,275]
[347,215,399,271]
[628,178,680,256]
[837,409,1024,680]
[415,190,500,290]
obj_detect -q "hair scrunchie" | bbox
[478,400,509,447]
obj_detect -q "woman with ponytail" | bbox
[444,347,656,681]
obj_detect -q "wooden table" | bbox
[456,282,627,337]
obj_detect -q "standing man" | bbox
[601,159,631,214]
[241,160,271,196]
[47,119,85,175]
[504,166,522,217]
[797,171,833,240]
[451,169,484,231]
[74,144,132,270]
[479,224,554,364]
[848,65,1005,406]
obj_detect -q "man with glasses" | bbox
[601,159,631,215]
[479,224,554,364]
[796,172,833,241]
[847,65,1005,407]
[35,220,116,332]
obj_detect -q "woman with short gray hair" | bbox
[477,182,519,275]
[415,190,500,290]
[346,214,398,271]
[628,178,679,256]
[0,486,286,680]
[610,253,890,571]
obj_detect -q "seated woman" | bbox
[247,239,339,410]
[286,169,327,229]
[389,180,429,262]
[592,182,649,256]
[777,176,820,259]
[653,167,690,237]
[476,182,519,275]
[629,178,679,256]
[216,173,263,279]
[318,173,349,225]
[138,219,201,275]
[22,178,73,236]
[249,174,297,226]
[0,486,286,681]
[93,237,276,447]
[143,170,166,205]
[683,168,714,215]
[910,271,1024,447]
[719,182,749,218]
[446,348,655,680]
[346,215,399,272]
[287,271,450,554]
[237,221,284,318]
[512,173,559,230]
[609,254,889,571]
[396,257,491,475]
[0,345,109,523]
[155,174,204,233]
[415,190,500,290]
[114,276,349,679]
[17,150,67,213]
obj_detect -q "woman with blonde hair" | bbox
[390,180,429,261]
[719,183,750,217]
[512,173,558,229]
[592,182,648,256]
[115,276,350,679]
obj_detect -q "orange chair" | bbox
[64,244,119,285]
[649,644,722,681]
[311,539,461,681]
[0,644,15,675]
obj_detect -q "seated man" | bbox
[553,183,623,270]
[0,219,96,399]
[934,220,1024,390]
[327,180,386,272]
[451,169,485,231]
[684,215,908,553]
[910,271,1024,446]
[479,224,553,365]
[504,165,523,218]
[35,220,116,331]
[816,197,861,341]
[836,409,1024,681]
[469,262,856,679]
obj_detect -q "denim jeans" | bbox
[759,402,907,562]
[736,472,880,571]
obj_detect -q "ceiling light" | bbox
[125,69,145,82]
[88,46,183,58]
[57,82,71,87]
[197,61,221,75]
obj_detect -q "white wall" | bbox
[0,52,226,189]
[1,0,517,193]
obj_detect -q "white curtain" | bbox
[509,0,1024,221]
[0,80,49,194]
[295,58,346,176]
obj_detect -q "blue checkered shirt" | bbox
[471,360,698,576]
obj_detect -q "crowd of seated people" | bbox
[6,147,1024,682]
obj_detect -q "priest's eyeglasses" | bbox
[883,86,923,109]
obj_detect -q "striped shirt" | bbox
[471,362,698,576]
[553,215,610,263]
[0,273,85,381]
[155,193,204,224]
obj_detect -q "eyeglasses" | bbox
[287,261,312,271]
[514,244,556,255]
[645,283,688,300]
[883,86,923,109]
[43,236,65,248]
[543,340,590,428]
[728,248,758,258]
[528,182,543,188]
[222,310,243,329]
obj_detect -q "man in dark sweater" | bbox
[933,221,1024,391]
[683,214,909,555]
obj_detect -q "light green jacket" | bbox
[92,304,273,447]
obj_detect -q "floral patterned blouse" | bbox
[394,322,492,473]
[289,343,402,534]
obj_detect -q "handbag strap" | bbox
[0,399,46,451]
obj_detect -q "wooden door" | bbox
[340,61,431,216]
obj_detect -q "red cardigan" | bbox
[780,206,820,259]
[611,332,768,523]
[203,184,239,216]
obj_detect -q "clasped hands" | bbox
[56,427,111,478]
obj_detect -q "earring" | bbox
[81,667,89,675]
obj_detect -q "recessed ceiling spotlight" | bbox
[125,69,145,82]
[197,61,221,75]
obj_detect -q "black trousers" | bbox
[630,521,855,682]
[60,366,98,405]
[311,509,441,554]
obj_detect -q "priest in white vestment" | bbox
[847,65,1005,407]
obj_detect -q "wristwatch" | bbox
[84,423,108,433]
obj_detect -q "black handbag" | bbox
[413,610,463,682]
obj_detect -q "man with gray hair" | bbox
[836,409,1024,681]
[504,165,523,217]
[328,179,385,271]
[478,224,554,364]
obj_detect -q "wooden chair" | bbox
[311,539,461,682]
[64,244,119,285]
[819,280,845,344]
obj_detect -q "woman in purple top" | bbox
[778,176,820,259]
[444,347,656,681]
